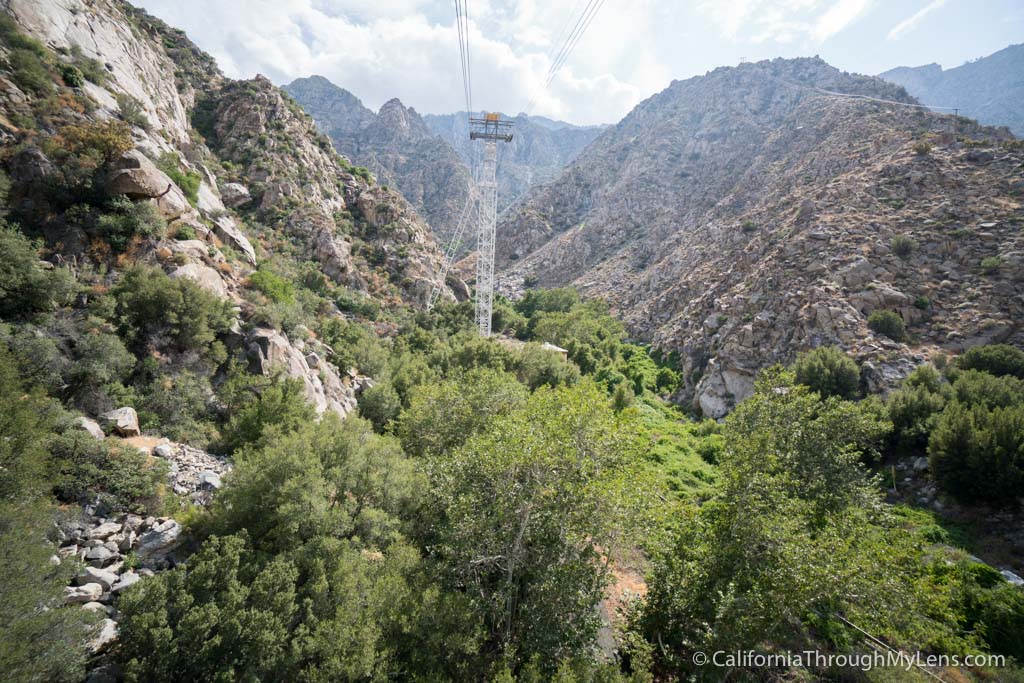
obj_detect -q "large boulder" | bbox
[105,150,189,219]
[212,216,257,265]
[76,417,106,441]
[99,407,140,437]
[64,583,103,605]
[220,182,252,208]
[75,567,118,591]
[170,263,230,299]
[135,519,183,563]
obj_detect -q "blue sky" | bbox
[136,0,1023,125]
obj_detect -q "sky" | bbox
[135,0,1024,126]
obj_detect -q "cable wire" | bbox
[524,0,606,116]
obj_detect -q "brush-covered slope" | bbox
[496,57,1024,416]
[284,75,473,247]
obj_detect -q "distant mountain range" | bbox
[880,43,1024,136]
[284,76,602,248]
[493,57,1022,415]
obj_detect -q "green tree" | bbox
[958,343,1024,379]
[108,266,232,357]
[0,223,75,318]
[641,369,896,676]
[791,345,861,399]
[397,368,528,459]
[426,379,645,670]
[867,310,906,342]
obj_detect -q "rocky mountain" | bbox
[284,75,473,247]
[495,57,1023,417]
[880,44,1024,136]
[422,111,603,213]
[0,0,461,662]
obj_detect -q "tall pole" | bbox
[468,112,512,337]
[476,140,498,336]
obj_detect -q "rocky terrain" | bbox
[284,75,474,249]
[423,111,603,213]
[284,76,604,251]
[495,57,1024,416]
[0,0,445,661]
[881,43,1024,136]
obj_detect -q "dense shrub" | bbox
[867,310,906,342]
[8,47,54,95]
[66,327,136,412]
[108,266,233,357]
[891,234,917,259]
[217,370,315,453]
[358,380,401,432]
[51,429,167,513]
[0,223,75,317]
[55,119,134,164]
[138,370,215,447]
[57,63,84,87]
[929,401,1024,504]
[888,383,948,450]
[791,345,860,399]
[94,196,166,251]
[155,152,201,205]
[248,268,295,304]
[958,344,1024,379]
[514,343,580,390]
[980,256,1003,274]
[68,45,108,85]
[950,369,1024,409]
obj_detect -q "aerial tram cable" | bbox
[524,0,607,116]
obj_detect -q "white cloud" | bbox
[135,0,645,125]
[887,0,947,41]
[696,0,874,45]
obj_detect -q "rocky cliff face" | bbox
[284,75,473,248]
[422,111,603,214]
[881,44,1024,136]
[1,0,451,414]
[495,57,1024,416]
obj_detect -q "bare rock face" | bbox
[99,407,140,437]
[170,262,230,299]
[247,327,358,419]
[496,57,1023,414]
[106,151,189,219]
[212,216,257,265]
[208,76,450,307]
[220,182,252,208]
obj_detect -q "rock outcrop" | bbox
[495,57,1023,415]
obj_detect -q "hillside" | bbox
[284,75,474,247]
[423,111,603,213]
[495,57,1024,416]
[881,44,1024,136]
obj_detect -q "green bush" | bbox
[949,369,1024,410]
[57,63,84,87]
[791,345,861,399]
[138,370,216,447]
[741,220,757,233]
[68,45,108,85]
[980,256,1003,274]
[51,430,167,513]
[8,47,54,95]
[248,268,295,304]
[217,370,315,453]
[95,196,166,251]
[914,295,930,310]
[0,223,75,317]
[155,153,201,205]
[867,310,906,342]
[66,328,136,412]
[958,344,1024,379]
[359,380,401,432]
[929,401,1024,505]
[108,266,233,356]
[891,234,917,259]
[888,382,948,450]
[913,141,932,155]
[174,224,197,240]
[115,93,150,131]
[514,343,580,390]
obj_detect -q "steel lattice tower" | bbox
[469,113,512,337]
